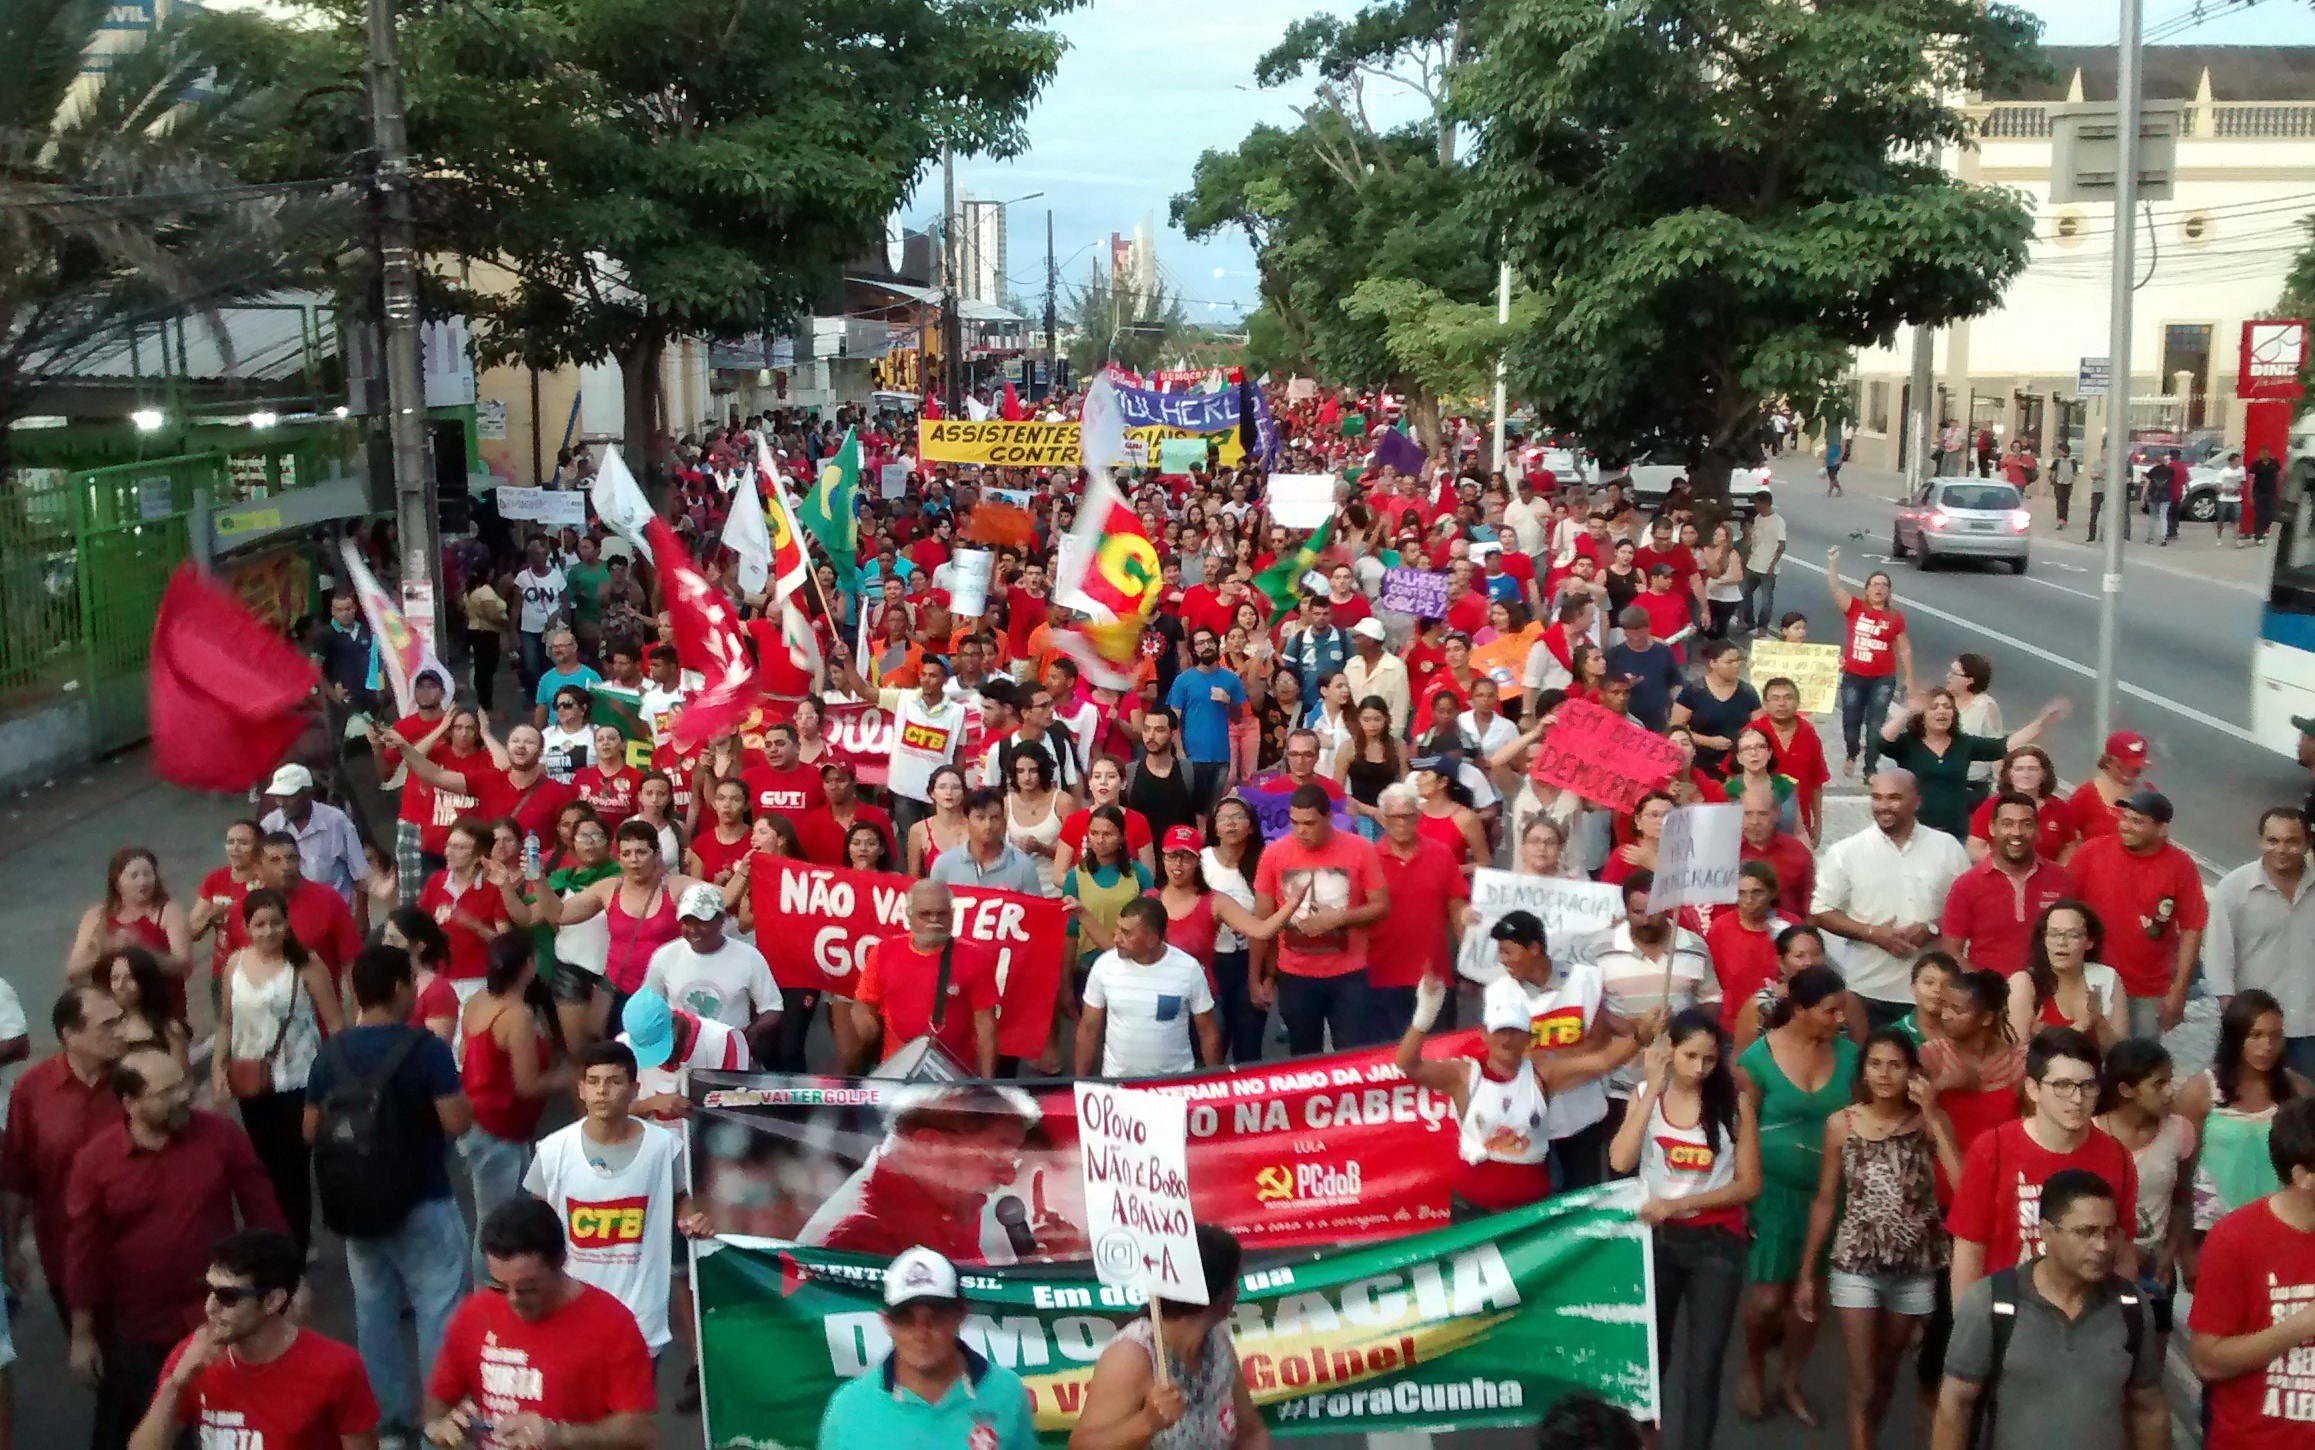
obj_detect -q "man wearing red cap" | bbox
[2070,730,2150,841]
[2069,787,2206,1035]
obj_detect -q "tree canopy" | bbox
[1061,263,1189,378]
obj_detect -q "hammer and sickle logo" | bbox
[1253,1166,1294,1202]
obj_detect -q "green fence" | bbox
[0,453,224,754]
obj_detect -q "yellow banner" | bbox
[916,419,1079,466]
[1127,425,1246,468]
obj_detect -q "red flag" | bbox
[650,518,761,750]
[1000,380,1026,420]
[921,393,944,420]
[148,564,319,791]
[1315,392,1340,433]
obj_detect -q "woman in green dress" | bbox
[1875,687,2065,840]
[1734,963,1858,1426]
[1056,806,1154,1074]
[2177,988,2310,1235]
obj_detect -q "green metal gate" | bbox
[73,455,225,753]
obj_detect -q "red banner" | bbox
[691,1033,1482,1257]
[790,701,986,789]
[1529,697,1685,812]
[746,855,1064,1058]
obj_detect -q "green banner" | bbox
[696,1187,1655,1447]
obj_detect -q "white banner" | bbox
[1456,870,1625,984]
[1267,473,1336,529]
[1075,1083,1205,1304]
[880,462,910,499]
[1653,803,1744,912]
[948,548,994,619]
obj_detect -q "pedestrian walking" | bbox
[1823,550,1911,779]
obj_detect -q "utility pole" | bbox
[1906,325,1935,496]
[365,0,443,656]
[1044,208,1056,400]
[2092,0,2143,744]
[1489,255,1511,475]
[941,147,963,418]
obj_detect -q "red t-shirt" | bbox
[855,936,1001,1065]
[1404,639,1446,692]
[1004,584,1048,659]
[1058,807,1153,861]
[1704,915,1781,1033]
[650,742,704,816]
[1179,585,1236,642]
[1365,837,1470,988]
[1946,1119,2138,1273]
[2066,836,2208,998]
[741,762,827,823]
[385,710,446,827]
[794,804,895,868]
[223,879,362,977]
[409,972,459,1028]
[482,771,573,848]
[164,1327,377,1449]
[1841,600,1905,677]
[2067,780,2127,841]
[1739,833,1816,920]
[2188,1197,2315,1448]
[417,869,511,981]
[1252,830,1387,979]
[1327,594,1372,630]
[1446,590,1489,637]
[689,825,753,883]
[1634,589,1691,646]
[1939,858,2075,978]
[1632,544,1697,596]
[197,867,255,978]
[427,1283,657,1433]
[1968,794,2080,862]
[571,764,641,829]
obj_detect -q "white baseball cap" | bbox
[883,1246,962,1310]
[265,764,313,796]
[676,883,726,922]
[1351,617,1387,642]
[1482,977,1535,1034]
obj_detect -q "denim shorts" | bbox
[1828,1269,1937,1315]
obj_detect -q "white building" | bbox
[957,196,1009,307]
[1847,46,2315,472]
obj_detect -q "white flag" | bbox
[589,445,656,552]
[721,467,775,598]
[1080,372,1127,472]
[965,395,991,422]
[781,599,824,680]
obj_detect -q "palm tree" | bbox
[0,0,348,465]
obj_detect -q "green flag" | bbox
[1341,411,1367,438]
[1254,517,1332,621]
[797,426,860,587]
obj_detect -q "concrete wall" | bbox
[0,697,93,796]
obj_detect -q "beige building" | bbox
[1846,46,2315,472]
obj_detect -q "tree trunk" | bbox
[1402,378,1444,457]
[619,314,667,487]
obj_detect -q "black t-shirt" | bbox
[1142,614,1186,699]
[302,1023,462,1205]
[1676,679,1761,774]
[1126,751,1201,839]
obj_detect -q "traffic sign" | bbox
[2077,357,2111,393]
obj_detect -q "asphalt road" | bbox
[1756,454,2302,877]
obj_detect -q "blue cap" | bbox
[622,989,675,1069]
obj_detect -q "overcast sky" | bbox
[909,0,2315,324]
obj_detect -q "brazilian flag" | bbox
[798,426,860,589]
[1252,518,1333,625]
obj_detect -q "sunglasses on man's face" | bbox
[206,1282,267,1307]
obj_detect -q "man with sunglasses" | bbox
[1948,1027,2139,1301]
[424,1197,655,1450]
[131,1229,376,1450]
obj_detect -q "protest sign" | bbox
[949,547,994,617]
[1288,377,1319,401]
[1128,425,1244,469]
[1076,1083,1204,1303]
[743,856,1064,1058]
[1528,698,1688,812]
[1158,437,1210,474]
[919,419,1080,466]
[1652,803,1744,912]
[694,1191,1658,1445]
[1234,779,1358,841]
[1112,381,1241,434]
[1268,473,1336,529]
[1455,870,1625,983]
[689,1036,1480,1260]
[493,486,587,527]
[1380,568,1452,619]
[987,486,1035,510]
[494,484,542,520]
[1746,640,1842,715]
[879,461,910,499]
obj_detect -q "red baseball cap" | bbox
[2103,730,2149,763]
[1161,825,1203,855]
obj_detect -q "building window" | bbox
[1866,381,1890,435]
[2160,322,2215,430]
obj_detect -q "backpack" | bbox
[1967,1265,2143,1449]
[310,1027,430,1239]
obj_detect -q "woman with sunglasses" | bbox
[538,686,594,783]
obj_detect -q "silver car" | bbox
[1891,479,2031,573]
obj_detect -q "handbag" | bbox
[227,974,301,1099]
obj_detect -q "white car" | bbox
[1607,450,1773,502]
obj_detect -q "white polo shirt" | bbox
[1809,822,1970,1003]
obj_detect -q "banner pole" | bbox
[1148,1292,1170,1388]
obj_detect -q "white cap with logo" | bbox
[676,883,726,922]
[1482,976,1535,1034]
[883,1245,962,1310]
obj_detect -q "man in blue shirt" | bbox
[1604,605,1683,733]
[817,1247,1036,1450]
[1165,626,1246,819]
[1278,593,1349,701]
[530,627,603,727]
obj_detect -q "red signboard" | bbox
[2239,319,2308,400]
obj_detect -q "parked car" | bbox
[1603,450,1774,502]
[1891,479,2031,572]
[2182,452,2243,523]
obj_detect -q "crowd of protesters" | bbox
[3,382,2313,1450]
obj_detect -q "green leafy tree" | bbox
[230,0,1072,475]
[1453,0,2046,495]
[1173,1,1494,449]
[1062,263,1188,378]
[0,0,345,462]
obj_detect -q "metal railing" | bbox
[1969,100,2315,141]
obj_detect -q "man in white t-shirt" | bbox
[880,655,968,840]
[641,885,780,1057]
[1074,898,1220,1078]
[1492,909,1635,1193]
[618,987,750,1120]
[521,1039,709,1358]
[512,536,569,691]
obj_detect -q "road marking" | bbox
[2018,573,2100,602]
[1783,556,2263,747]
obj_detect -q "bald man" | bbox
[1810,768,1969,1029]
[849,881,1001,1075]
